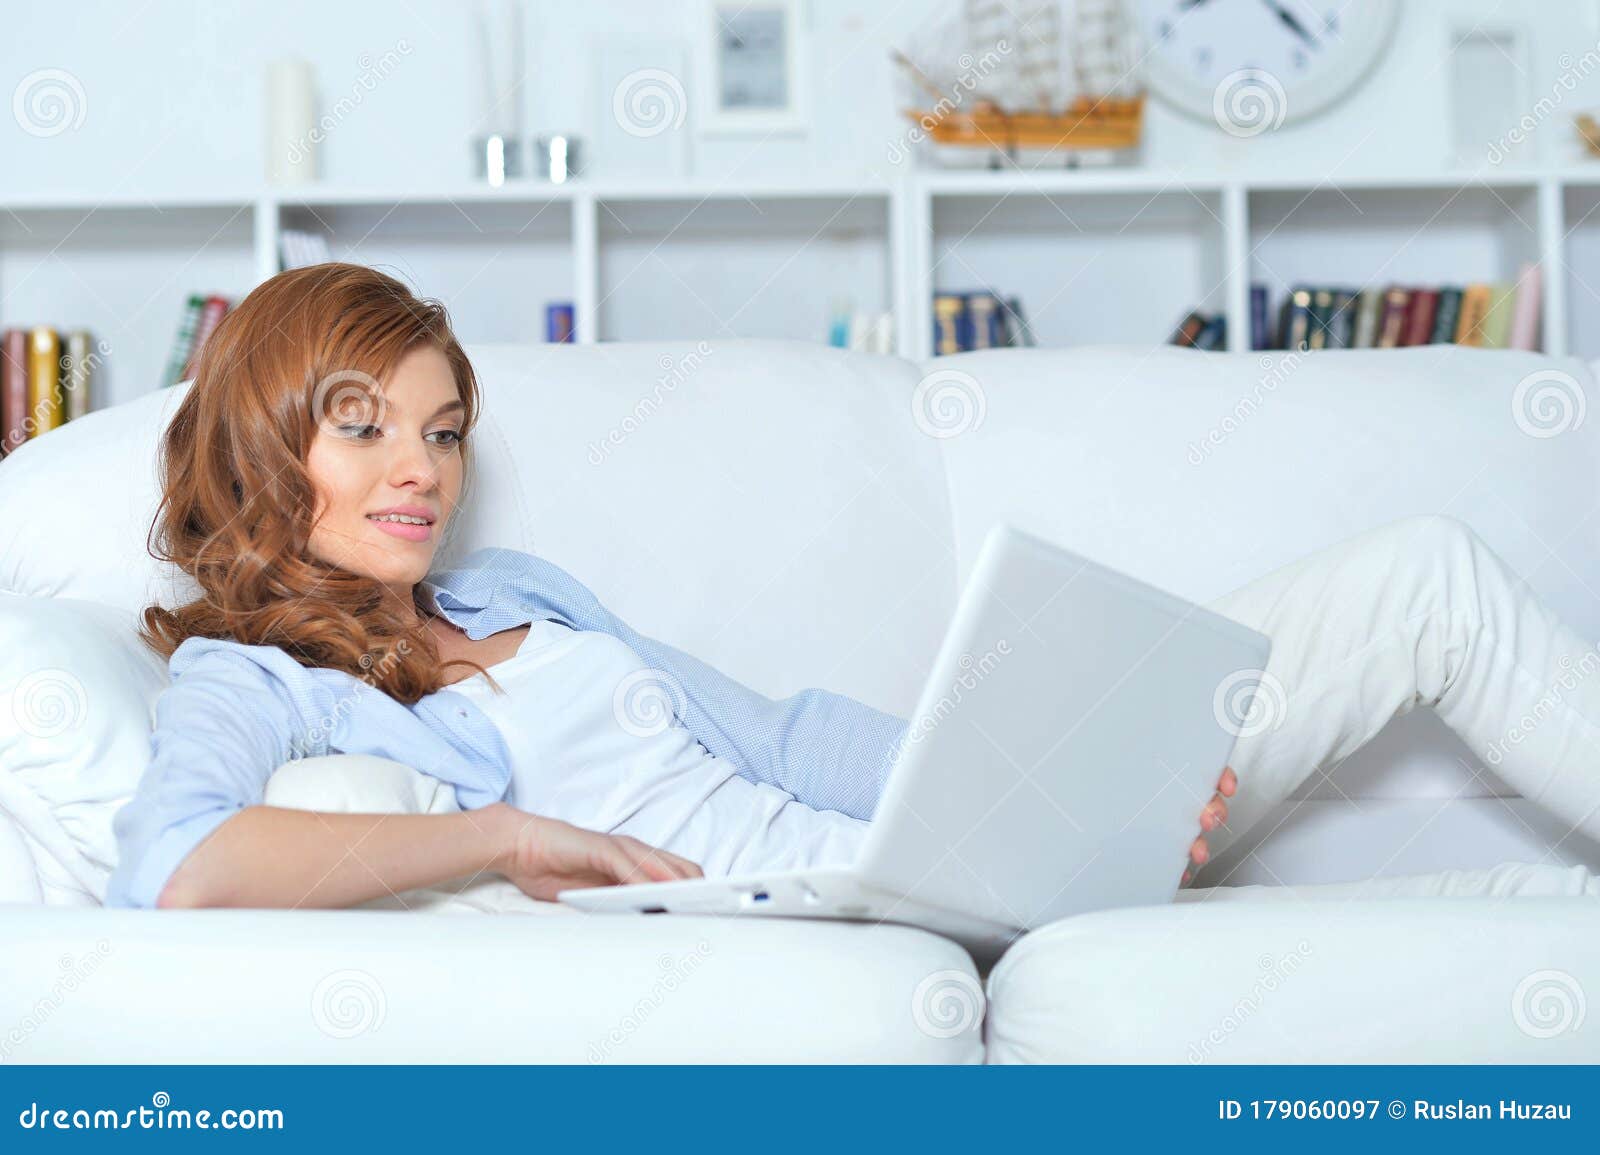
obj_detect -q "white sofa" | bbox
[0,338,1596,1063]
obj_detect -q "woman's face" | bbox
[304,344,465,606]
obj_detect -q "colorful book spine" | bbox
[1,329,27,453]
[62,330,93,421]
[1429,289,1463,344]
[1454,284,1493,345]
[932,294,964,355]
[26,328,63,438]
[1351,289,1383,348]
[181,295,231,381]
[165,294,206,386]
[1508,262,1541,351]
[545,302,575,343]
[1401,289,1439,346]
[1376,288,1411,348]
[1279,287,1313,351]
[1249,284,1269,350]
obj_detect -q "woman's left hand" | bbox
[1180,765,1236,888]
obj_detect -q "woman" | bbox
[108,264,1600,911]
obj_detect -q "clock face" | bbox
[1136,0,1398,130]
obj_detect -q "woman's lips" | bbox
[366,516,432,543]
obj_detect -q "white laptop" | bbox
[559,523,1272,961]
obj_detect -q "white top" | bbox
[446,619,869,877]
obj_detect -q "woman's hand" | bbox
[487,802,703,901]
[1180,766,1236,888]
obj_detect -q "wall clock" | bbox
[1135,0,1399,131]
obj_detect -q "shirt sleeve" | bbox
[505,549,909,821]
[104,639,303,909]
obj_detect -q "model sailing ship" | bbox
[893,0,1144,164]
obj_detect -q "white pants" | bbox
[1184,513,1600,902]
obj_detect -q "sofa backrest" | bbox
[0,339,956,717]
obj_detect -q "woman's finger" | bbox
[1218,766,1237,796]
[1189,834,1209,865]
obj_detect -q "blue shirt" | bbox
[105,547,909,909]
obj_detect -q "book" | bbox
[181,295,231,381]
[62,330,92,422]
[1326,289,1357,348]
[1376,288,1411,348]
[1170,310,1207,347]
[1508,262,1541,351]
[966,293,1001,349]
[1193,314,1226,350]
[165,294,206,386]
[1480,282,1517,349]
[1307,288,1335,349]
[1351,289,1383,348]
[2,329,28,453]
[933,294,964,355]
[1249,284,1270,350]
[1401,289,1439,346]
[1454,284,1493,345]
[1429,289,1463,344]
[1278,286,1313,350]
[1002,296,1035,347]
[545,302,574,343]
[27,328,63,438]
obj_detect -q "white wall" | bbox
[7,0,1600,198]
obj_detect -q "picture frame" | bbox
[693,0,809,136]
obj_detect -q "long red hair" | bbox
[140,263,499,704]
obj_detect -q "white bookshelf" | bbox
[7,166,1600,412]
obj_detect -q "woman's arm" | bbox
[157,801,700,908]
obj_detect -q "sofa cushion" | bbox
[986,866,1600,1063]
[0,594,170,903]
[0,906,985,1062]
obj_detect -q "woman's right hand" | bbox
[488,802,703,902]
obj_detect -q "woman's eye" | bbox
[428,429,464,447]
[340,424,381,440]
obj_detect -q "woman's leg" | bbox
[1197,513,1600,866]
[1178,860,1600,902]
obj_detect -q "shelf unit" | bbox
[6,166,1600,411]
